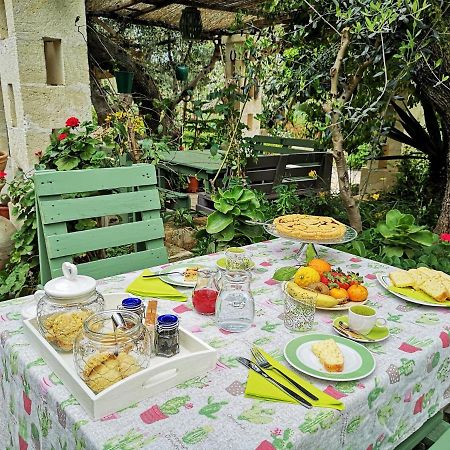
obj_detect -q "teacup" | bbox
[348,305,386,335]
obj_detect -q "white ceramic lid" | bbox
[44,262,96,299]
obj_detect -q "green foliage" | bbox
[377,209,437,258]
[139,137,172,164]
[38,121,118,171]
[205,186,265,245]
[347,144,378,170]
[165,208,195,228]
[0,171,39,300]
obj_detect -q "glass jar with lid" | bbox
[36,262,104,352]
[215,271,255,332]
[73,310,151,393]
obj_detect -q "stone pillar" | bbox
[222,34,262,137]
[0,0,92,173]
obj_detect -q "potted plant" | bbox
[115,70,134,94]
[175,64,189,82]
[0,150,8,172]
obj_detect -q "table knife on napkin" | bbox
[237,357,312,409]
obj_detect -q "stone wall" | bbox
[0,0,92,174]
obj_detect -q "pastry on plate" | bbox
[311,338,344,372]
[273,214,346,240]
[389,267,450,302]
[184,267,199,282]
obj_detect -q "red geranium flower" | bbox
[65,117,80,128]
[0,171,6,179]
[440,233,450,242]
[57,133,68,141]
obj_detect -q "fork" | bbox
[251,347,319,401]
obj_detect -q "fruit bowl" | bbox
[282,281,368,311]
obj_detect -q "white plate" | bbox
[159,265,207,287]
[377,274,450,308]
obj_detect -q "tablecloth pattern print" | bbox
[1,239,449,450]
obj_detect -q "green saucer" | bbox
[216,257,255,270]
[333,316,389,343]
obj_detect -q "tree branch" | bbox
[330,27,350,98]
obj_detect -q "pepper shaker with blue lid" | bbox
[155,314,180,357]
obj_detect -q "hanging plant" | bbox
[179,7,203,40]
[175,64,189,81]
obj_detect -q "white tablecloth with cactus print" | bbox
[1,239,450,450]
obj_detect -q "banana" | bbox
[286,282,340,308]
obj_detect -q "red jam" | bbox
[192,288,219,315]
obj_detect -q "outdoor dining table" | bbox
[1,239,449,450]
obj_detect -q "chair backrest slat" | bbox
[35,164,168,283]
[46,219,164,258]
[39,190,160,224]
[56,247,168,280]
[35,164,157,196]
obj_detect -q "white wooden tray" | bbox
[23,294,217,419]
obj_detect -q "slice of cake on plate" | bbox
[311,339,344,372]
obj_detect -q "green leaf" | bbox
[55,156,80,171]
[377,223,393,238]
[383,246,404,258]
[75,219,97,231]
[273,266,298,281]
[206,211,233,234]
[385,209,402,228]
[216,223,235,241]
[238,190,256,203]
[351,241,367,257]
[409,231,436,246]
[214,198,235,214]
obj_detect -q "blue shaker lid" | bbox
[157,314,179,326]
[122,297,142,308]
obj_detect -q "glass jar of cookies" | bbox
[36,263,104,352]
[73,310,151,393]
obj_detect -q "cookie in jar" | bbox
[36,263,104,352]
[73,310,151,393]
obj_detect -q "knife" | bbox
[237,357,312,409]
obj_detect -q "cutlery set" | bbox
[238,347,317,409]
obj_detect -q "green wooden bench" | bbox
[35,164,168,283]
[197,135,332,214]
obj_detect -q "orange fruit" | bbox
[294,267,321,287]
[329,287,349,301]
[347,284,368,302]
[308,258,332,274]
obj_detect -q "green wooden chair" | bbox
[395,411,450,449]
[34,164,168,283]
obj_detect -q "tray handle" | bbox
[142,367,179,389]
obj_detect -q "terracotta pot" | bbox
[187,176,199,193]
[0,151,7,172]
[0,204,9,220]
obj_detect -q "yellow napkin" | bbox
[244,348,345,410]
[126,270,187,302]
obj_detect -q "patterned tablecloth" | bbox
[1,239,450,450]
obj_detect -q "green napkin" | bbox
[389,286,450,306]
[126,269,187,302]
[244,348,345,410]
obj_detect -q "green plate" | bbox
[333,316,389,343]
[284,333,376,381]
[377,274,450,308]
[216,257,255,270]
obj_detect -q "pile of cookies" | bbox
[82,351,141,393]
